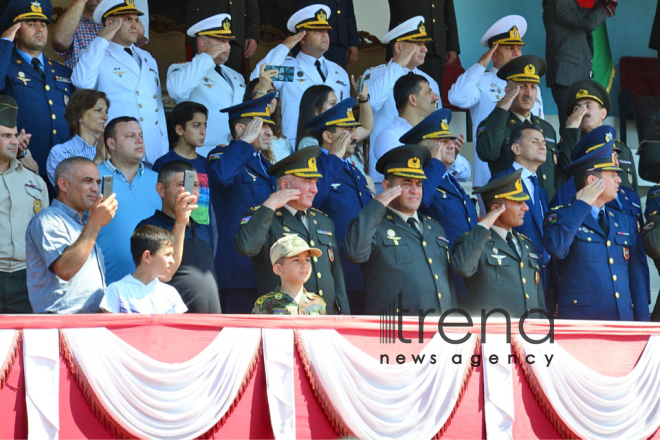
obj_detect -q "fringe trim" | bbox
[511,336,580,439]
[294,330,479,439]
[294,330,356,437]
[60,330,263,439]
[0,330,21,391]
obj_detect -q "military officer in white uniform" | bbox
[167,14,246,158]
[72,0,167,165]
[448,15,544,195]
[250,4,350,148]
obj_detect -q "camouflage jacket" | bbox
[251,287,327,315]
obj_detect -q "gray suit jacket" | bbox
[543,0,608,87]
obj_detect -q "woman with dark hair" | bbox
[245,64,291,163]
[46,89,109,185]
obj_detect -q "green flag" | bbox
[592,21,615,92]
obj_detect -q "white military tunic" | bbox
[167,53,246,157]
[364,60,470,184]
[448,63,544,188]
[250,44,350,147]
[72,37,168,165]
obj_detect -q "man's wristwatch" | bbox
[358,94,370,104]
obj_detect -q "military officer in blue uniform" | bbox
[543,143,650,321]
[0,0,73,194]
[207,94,277,313]
[399,108,478,305]
[235,147,350,315]
[305,98,372,313]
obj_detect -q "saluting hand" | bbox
[1,23,21,42]
[374,185,402,207]
[480,204,506,228]
[283,31,306,50]
[576,178,606,206]
[262,189,301,211]
[565,105,587,129]
[496,85,520,111]
[237,118,264,145]
[327,129,350,159]
[392,44,417,68]
[478,44,498,68]
[98,19,123,42]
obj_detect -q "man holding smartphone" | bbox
[249,4,350,148]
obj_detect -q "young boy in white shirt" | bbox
[100,225,188,314]
[252,234,327,315]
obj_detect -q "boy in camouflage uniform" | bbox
[252,235,327,315]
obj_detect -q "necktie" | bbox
[506,232,520,259]
[598,209,609,236]
[124,47,133,56]
[295,211,308,231]
[31,58,44,78]
[215,65,234,90]
[530,175,542,210]
[407,217,422,239]
[314,60,326,82]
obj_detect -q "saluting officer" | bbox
[399,108,478,305]
[167,14,246,157]
[559,79,639,193]
[452,169,546,318]
[250,4,350,147]
[207,94,277,313]
[235,147,350,315]
[476,55,562,202]
[448,15,544,194]
[306,97,373,313]
[543,143,649,321]
[342,145,455,315]
[0,0,73,191]
[72,0,167,165]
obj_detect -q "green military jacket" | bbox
[451,225,547,318]
[252,287,327,315]
[342,199,456,315]
[557,127,639,193]
[235,205,350,315]
[476,107,561,202]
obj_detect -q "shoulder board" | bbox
[551,205,563,211]
[311,207,328,216]
[365,64,385,73]
[307,292,326,304]
[516,232,532,242]
[255,292,278,306]
[425,216,439,225]
[650,211,659,216]
[285,56,295,60]
[250,205,261,211]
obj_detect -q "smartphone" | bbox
[265,65,294,82]
[102,175,113,200]
[357,76,365,95]
[183,170,195,197]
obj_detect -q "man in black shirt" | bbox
[138,161,222,313]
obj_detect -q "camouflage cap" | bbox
[270,234,322,265]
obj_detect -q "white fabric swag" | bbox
[263,329,296,439]
[62,327,261,439]
[516,334,660,439]
[297,329,477,439]
[24,329,60,440]
[482,334,515,440]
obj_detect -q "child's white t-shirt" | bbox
[100,274,188,314]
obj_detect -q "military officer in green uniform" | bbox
[476,55,567,202]
[342,145,456,315]
[252,234,327,315]
[559,79,639,193]
[452,168,547,318]
[643,207,660,321]
[235,146,350,315]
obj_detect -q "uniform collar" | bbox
[512,161,535,180]
[591,204,606,221]
[491,224,512,242]
[16,48,44,66]
[283,204,307,218]
[2,158,22,174]
[512,111,532,124]
[297,51,325,67]
[394,116,413,129]
[387,206,420,224]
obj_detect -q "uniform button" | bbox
[543,174,547,179]
[337,9,341,13]
[359,192,362,196]
[609,258,614,264]
[525,294,530,299]
[155,121,158,124]
[468,218,471,222]
[140,117,144,121]
[434,274,438,280]
[428,258,433,264]
[48,100,53,105]
[433,18,436,22]
[437,293,441,299]
[317,272,322,279]
[155,108,159,112]
[136,91,140,95]
[607,240,611,246]
[45,85,50,90]
[313,257,318,262]
[319,289,323,296]
[522,278,526,284]
[51,114,56,119]
[587,237,591,242]
[139,104,142,108]
[463,200,466,205]
[53,129,57,134]
[573,300,578,304]
[520,262,524,268]
[613,275,617,281]
[615,292,620,298]
[153,94,157,99]
[422,241,427,246]
[310,240,315,246]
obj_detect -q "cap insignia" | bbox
[576,89,589,99]
[510,25,519,38]
[524,64,535,76]
[605,132,613,142]
[31,1,42,12]
[441,118,449,131]
[408,157,421,169]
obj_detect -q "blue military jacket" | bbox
[0,40,72,179]
[420,158,478,302]
[645,185,660,218]
[543,200,650,321]
[314,152,372,293]
[207,141,276,290]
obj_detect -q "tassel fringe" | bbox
[0,330,21,391]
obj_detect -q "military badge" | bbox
[328,248,334,262]
[297,70,303,77]
[34,200,41,214]
[64,95,69,106]
[643,222,655,233]
[535,271,539,284]
[283,226,291,232]
[208,152,223,161]
[628,173,633,185]
[16,74,30,86]
[553,153,558,165]
[387,229,395,237]
[623,247,630,260]
[240,216,251,225]
[544,213,558,225]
